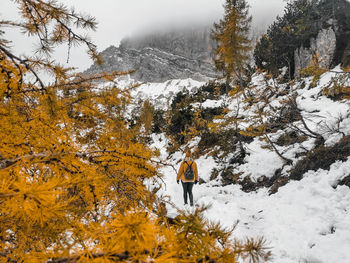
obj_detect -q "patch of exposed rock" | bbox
[294,27,337,77]
[84,26,218,82]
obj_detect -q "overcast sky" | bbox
[1,0,286,71]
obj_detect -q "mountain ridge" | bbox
[84,26,218,82]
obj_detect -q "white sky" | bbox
[1,0,286,71]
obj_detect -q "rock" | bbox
[341,41,350,67]
[294,27,337,78]
[84,26,218,82]
[337,174,350,188]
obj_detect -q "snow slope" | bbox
[146,68,350,263]
[151,134,350,263]
[114,76,206,110]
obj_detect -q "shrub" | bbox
[338,174,350,188]
[152,109,166,133]
[198,131,221,152]
[221,168,242,186]
[323,73,350,100]
[275,131,308,146]
[290,135,350,180]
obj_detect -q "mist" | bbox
[1,0,286,70]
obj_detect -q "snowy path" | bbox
[152,140,350,263]
[144,69,350,262]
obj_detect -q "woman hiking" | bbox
[176,150,198,206]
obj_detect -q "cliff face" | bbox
[84,26,218,82]
[294,27,337,77]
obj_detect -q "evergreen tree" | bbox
[212,0,252,90]
[254,0,350,78]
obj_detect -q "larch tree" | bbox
[0,1,270,262]
[212,0,252,93]
[209,0,253,163]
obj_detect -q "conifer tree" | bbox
[212,0,252,90]
[210,0,252,162]
[139,100,154,135]
[254,0,350,78]
[0,1,271,262]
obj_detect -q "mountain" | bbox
[84,26,218,82]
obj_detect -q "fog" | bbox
[1,0,286,70]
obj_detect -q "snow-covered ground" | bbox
[114,76,206,110]
[151,133,350,263]
[145,68,350,263]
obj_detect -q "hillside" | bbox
[254,0,350,78]
[130,67,350,263]
[85,1,350,262]
[3,0,350,262]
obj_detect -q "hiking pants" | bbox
[181,181,194,205]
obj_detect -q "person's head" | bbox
[185,149,193,161]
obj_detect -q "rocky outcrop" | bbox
[342,42,350,67]
[84,27,218,82]
[294,27,337,78]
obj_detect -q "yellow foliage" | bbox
[213,0,252,83]
[239,125,266,138]
[322,73,350,100]
[341,66,350,73]
[0,1,270,262]
[299,53,327,86]
[139,100,154,136]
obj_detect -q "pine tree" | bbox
[212,0,252,90]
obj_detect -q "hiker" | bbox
[176,150,198,206]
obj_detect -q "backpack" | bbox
[184,161,194,180]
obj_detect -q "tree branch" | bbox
[46,251,130,263]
